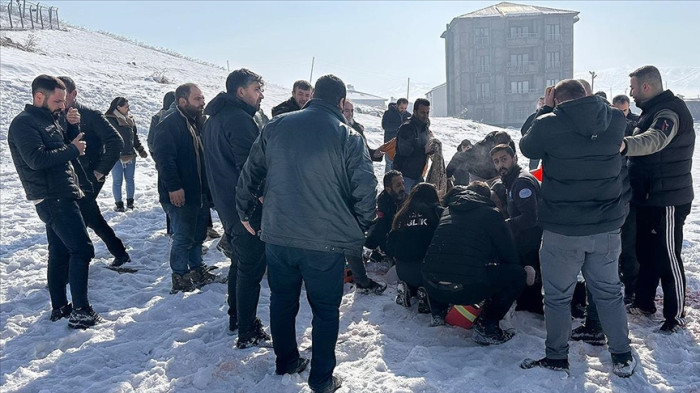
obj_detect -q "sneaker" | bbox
[472,319,514,345]
[236,318,271,349]
[126,198,134,210]
[626,303,656,316]
[114,201,125,212]
[571,323,605,346]
[395,281,411,307]
[416,287,431,314]
[111,253,131,267]
[185,267,221,288]
[355,279,387,295]
[520,357,569,372]
[311,375,343,393]
[612,352,637,378]
[170,272,195,294]
[68,305,103,329]
[658,319,682,335]
[429,314,445,327]
[206,227,221,239]
[216,237,233,259]
[276,357,310,375]
[50,303,72,322]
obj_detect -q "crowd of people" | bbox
[7,64,694,392]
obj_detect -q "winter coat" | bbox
[393,116,430,180]
[381,103,411,143]
[625,90,695,207]
[502,165,542,255]
[386,205,442,263]
[236,98,377,256]
[271,97,301,117]
[422,191,520,285]
[106,112,145,159]
[202,92,262,230]
[8,104,83,201]
[365,190,401,251]
[520,95,629,236]
[624,111,640,137]
[446,151,471,186]
[152,107,210,207]
[351,121,382,162]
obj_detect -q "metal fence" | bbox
[0,0,60,30]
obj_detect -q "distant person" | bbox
[623,65,695,334]
[381,98,410,173]
[8,75,101,329]
[612,94,640,137]
[386,183,442,312]
[148,91,176,154]
[595,91,608,100]
[392,98,433,190]
[271,80,312,117]
[153,83,220,293]
[445,139,473,186]
[577,79,593,96]
[520,80,635,377]
[105,97,148,211]
[57,76,131,267]
[520,97,545,170]
[236,74,377,393]
[202,69,271,347]
[342,99,383,162]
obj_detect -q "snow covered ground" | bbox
[1,25,700,393]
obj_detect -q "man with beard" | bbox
[622,65,695,334]
[153,83,220,293]
[202,69,271,347]
[491,144,543,314]
[365,170,407,256]
[56,76,131,268]
[342,100,383,162]
[8,75,102,329]
[271,80,312,117]
[381,98,410,173]
[393,98,433,190]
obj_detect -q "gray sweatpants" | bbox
[540,230,631,359]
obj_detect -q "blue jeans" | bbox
[35,198,95,309]
[384,155,393,174]
[540,230,630,359]
[162,202,208,275]
[111,158,136,202]
[266,243,345,390]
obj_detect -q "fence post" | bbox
[19,0,24,28]
[38,3,43,29]
[48,5,52,29]
[7,0,13,29]
[54,7,59,29]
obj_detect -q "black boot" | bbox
[114,201,125,212]
[126,198,134,210]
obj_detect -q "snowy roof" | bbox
[346,86,386,102]
[455,2,578,19]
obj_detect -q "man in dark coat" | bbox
[236,75,377,393]
[148,91,175,154]
[381,98,410,173]
[622,65,695,334]
[491,144,543,314]
[153,83,219,293]
[57,76,131,267]
[520,80,635,377]
[520,97,545,170]
[343,100,383,162]
[271,80,312,117]
[202,69,271,347]
[422,183,529,345]
[8,75,101,329]
[365,170,407,253]
[392,98,432,190]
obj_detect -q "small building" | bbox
[426,83,448,117]
[346,85,387,109]
[442,2,579,126]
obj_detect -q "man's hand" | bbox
[93,171,105,182]
[138,149,148,159]
[258,196,264,204]
[241,220,256,235]
[66,107,81,125]
[372,149,384,159]
[169,188,185,207]
[71,132,86,155]
[544,86,555,108]
[619,140,626,153]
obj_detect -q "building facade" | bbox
[442,2,579,126]
[426,83,447,117]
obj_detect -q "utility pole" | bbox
[226,60,230,73]
[406,77,410,101]
[309,57,315,83]
[589,71,597,92]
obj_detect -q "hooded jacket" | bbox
[381,103,411,142]
[520,95,629,236]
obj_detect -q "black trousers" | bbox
[634,203,691,325]
[515,250,543,314]
[619,205,638,296]
[78,183,127,259]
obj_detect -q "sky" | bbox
[45,1,700,99]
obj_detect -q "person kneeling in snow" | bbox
[421,183,534,345]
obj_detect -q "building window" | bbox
[546,79,559,87]
[509,26,529,39]
[474,27,489,45]
[477,55,490,73]
[510,53,529,66]
[545,24,561,40]
[511,81,530,94]
[546,51,561,69]
[477,83,490,100]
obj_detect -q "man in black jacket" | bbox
[271,80,312,117]
[8,75,101,329]
[622,65,695,334]
[148,91,176,154]
[236,75,377,393]
[491,144,543,314]
[153,83,219,293]
[343,100,383,162]
[203,69,271,347]
[520,80,635,377]
[393,98,432,190]
[57,76,131,267]
[520,97,545,170]
[422,183,529,345]
[381,98,410,173]
[365,170,406,253]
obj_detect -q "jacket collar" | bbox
[25,104,58,122]
[638,90,674,111]
[305,99,345,122]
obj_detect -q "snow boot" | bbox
[312,375,343,393]
[612,352,636,378]
[50,303,72,322]
[276,357,310,375]
[185,266,222,288]
[111,252,131,267]
[68,305,103,329]
[114,201,125,212]
[472,319,514,345]
[356,279,387,295]
[571,322,605,346]
[126,198,134,210]
[520,357,569,372]
[170,272,195,294]
[416,287,431,314]
[236,318,272,349]
[395,281,411,307]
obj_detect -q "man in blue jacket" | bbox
[203,69,270,348]
[236,75,377,393]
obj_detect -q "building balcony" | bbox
[545,33,561,41]
[475,65,491,74]
[506,61,538,74]
[546,61,562,70]
[474,37,490,47]
[507,33,540,46]
[506,89,539,95]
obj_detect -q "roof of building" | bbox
[346,85,386,102]
[455,2,578,19]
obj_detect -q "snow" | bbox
[2,25,700,393]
